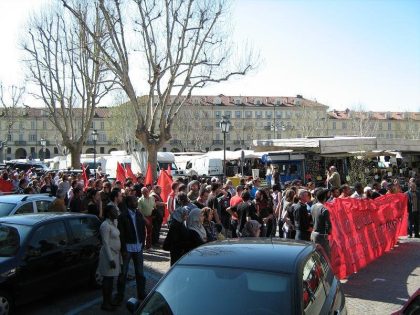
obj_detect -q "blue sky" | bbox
[0,0,419,112]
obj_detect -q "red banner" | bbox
[326,193,408,279]
[157,170,173,224]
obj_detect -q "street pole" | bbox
[273,103,276,138]
[92,129,98,179]
[223,131,226,178]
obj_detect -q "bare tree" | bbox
[290,105,328,138]
[63,0,254,180]
[349,105,379,137]
[22,4,115,167]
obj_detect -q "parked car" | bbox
[0,213,101,314]
[128,239,346,315]
[0,195,56,218]
[391,288,420,315]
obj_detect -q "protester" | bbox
[280,189,296,239]
[69,186,83,212]
[202,207,217,242]
[115,195,147,305]
[326,166,341,189]
[163,206,190,266]
[187,208,207,249]
[241,220,261,237]
[138,187,155,250]
[108,188,123,215]
[49,188,67,212]
[310,188,332,258]
[98,205,121,311]
[339,184,351,198]
[192,187,209,209]
[293,189,312,241]
[86,188,102,218]
[167,182,179,217]
[255,189,274,237]
[406,182,420,238]
[150,185,165,247]
[207,182,222,224]
[351,182,364,199]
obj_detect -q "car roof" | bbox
[0,194,54,203]
[177,238,314,274]
[0,213,97,226]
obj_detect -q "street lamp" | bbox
[92,129,98,178]
[40,138,46,161]
[3,143,8,161]
[220,115,231,178]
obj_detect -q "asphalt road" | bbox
[14,237,420,315]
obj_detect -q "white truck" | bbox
[185,156,223,177]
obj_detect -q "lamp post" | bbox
[220,115,231,179]
[92,129,98,178]
[40,138,46,161]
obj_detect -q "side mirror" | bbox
[126,297,140,314]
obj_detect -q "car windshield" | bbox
[0,203,16,217]
[0,223,31,257]
[139,265,291,315]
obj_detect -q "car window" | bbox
[140,266,291,315]
[27,221,68,254]
[0,224,20,256]
[314,250,333,290]
[303,254,327,315]
[0,203,16,217]
[68,217,99,242]
[15,202,34,215]
[35,200,52,213]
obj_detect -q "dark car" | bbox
[0,195,56,218]
[129,239,346,315]
[0,213,101,314]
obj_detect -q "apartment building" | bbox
[1,95,419,160]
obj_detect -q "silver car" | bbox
[0,194,56,217]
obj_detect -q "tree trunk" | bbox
[69,145,82,169]
[146,143,159,182]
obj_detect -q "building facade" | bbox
[1,95,419,161]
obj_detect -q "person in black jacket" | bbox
[114,195,146,305]
[310,188,332,257]
[293,189,312,241]
[163,205,191,265]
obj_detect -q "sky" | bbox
[0,0,419,112]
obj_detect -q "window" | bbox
[245,111,252,118]
[100,147,105,154]
[342,122,347,130]
[234,98,242,105]
[379,123,383,130]
[235,111,242,118]
[36,200,52,213]
[29,134,37,142]
[224,111,232,118]
[266,111,272,118]
[68,217,99,242]
[27,222,68,254]
[15,202,34,215]
[31,121,36,129]
[302,254,327,314]
[276,111,282,118]
[19,134,24,141]
[7,134,12,141]
[100,121,105,130]
[255,111,262,118]
[43,120,47,129]
[215,111,221,119]
[332,122,336,130]
[388,122,392,130]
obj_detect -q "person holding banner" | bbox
[310,188,332,258]
[406,182,420,238]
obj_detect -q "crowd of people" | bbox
[1,164,419,310]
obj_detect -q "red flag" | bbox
[81,164,89,189]
[125,164,137,183]
[157,169,173,223]
[116,162,126,184]
[144,163,153,186]
[0,179,14,193]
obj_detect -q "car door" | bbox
[16,221,70,303]
[65,216,101,282]
[13,202,35,215]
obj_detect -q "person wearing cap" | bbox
[310,188,332,258]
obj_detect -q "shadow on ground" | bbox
[342,239,420,308]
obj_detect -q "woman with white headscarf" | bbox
[163,206,190,266]
[187,208,207,249]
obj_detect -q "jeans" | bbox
[117,251,146,300]
[408,211,419,237]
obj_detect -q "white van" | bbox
[157,152,185,177]
[186,156,223,177]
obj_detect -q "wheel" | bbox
[0,291,13,315]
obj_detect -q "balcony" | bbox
[14,141,27,146]
[213,140,223,145]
